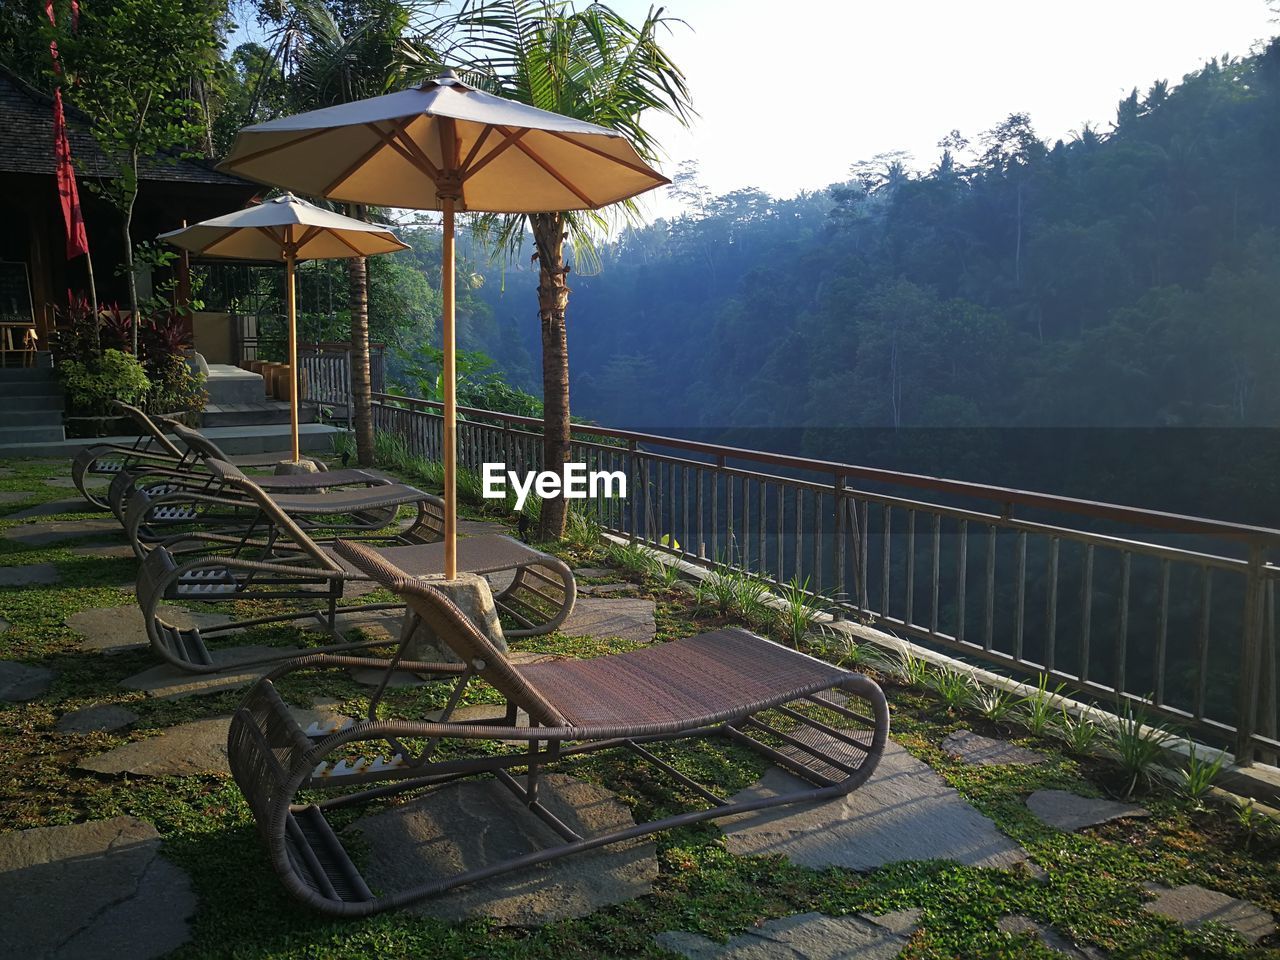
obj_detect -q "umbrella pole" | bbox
[285,252,300,463]
[442,197,457,580]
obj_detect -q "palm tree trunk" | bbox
[534,213,570,541]
[347,248,374,467]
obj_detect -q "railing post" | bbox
[1235,541,1267,765]
[628,440,639,544]
[833,473,846,620]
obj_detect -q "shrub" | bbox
[1106,701,1176,797]
[1018,674,1067,736]
[58,349,150,416]
[974,686,1016,723]
[928,666,977,712]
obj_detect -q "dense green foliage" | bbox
[544,45,1280,438]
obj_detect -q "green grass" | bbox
[0,456,1276,959]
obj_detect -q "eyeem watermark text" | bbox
[482,463,627,510]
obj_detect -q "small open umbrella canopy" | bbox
[219,71,668,578]
[159,194,408,462]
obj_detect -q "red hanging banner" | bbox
[45,0,89,260]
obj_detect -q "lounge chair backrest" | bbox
[334,539,568,727]
[202,458,339,570]
[111,401,185,459]
[163,419,232,462]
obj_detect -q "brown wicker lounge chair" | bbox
[136,459,575,672]
[227,538,888,917]
[71,405,188,510]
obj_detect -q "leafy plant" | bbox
[694,567,739,617]
[1018,674,1067,736]
[1166,744,1226,806]
[886,645,932,687]
[58,349,150,417]
[563,505,603,552]
[605,541,661,581]
[974,685,1016,723]
[928,667,976,712]
[1106,701,1176,797]
[1056,708,1102,755]
[776,575,832,649]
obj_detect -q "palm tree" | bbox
[441,0,692,539]
[251,0,434,464]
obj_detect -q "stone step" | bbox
[0,424,65,444]
[2,394,66,412]
[201,400,317,428]
[3,409,64,427]
[205,364,268,405]
[0,421,341,459]
[0,365,57,381]
[0,381,61,398]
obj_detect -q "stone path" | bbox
[0,815,195,960]
[80,705,345,777]
[581,582,638,597]
[0,660,55,702]
[656,911,912,960]
[941,729,1046,766]
[560,596,656,644]
[6,498,95,519]
[3,518,121,546]
[572,567,619,579]
[353,773,657,925]
[120,645,302,699]
[66,543,138,560]
[56,704,139,734]
[1025,789,1148,832]
[69,604,234,654]
[997,915,1105,959]
[81,716,232,777]
[1142,883,1277,944]
[722,740,1030,871]
[0,562,61,586]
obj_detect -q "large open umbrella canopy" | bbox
[159,194,408,463]
[219,70,668,578]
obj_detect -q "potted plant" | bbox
[58,348,151,436]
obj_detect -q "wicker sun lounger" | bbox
[135,459,575,672]
[227,538,888,917]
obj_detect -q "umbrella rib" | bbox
[223,128,333,170]
[256,225,286,251]
[328,230,369,258]
[322,120,413,197]
[458,123,495,174]
[292,225,324,256]
[460,127,526,183]
[540,129,669,182]
[501,129,596,208]
[195,232,229,256]
[390,127,444,183]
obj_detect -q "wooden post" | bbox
[284,249,300,463]
[442,197,457,579]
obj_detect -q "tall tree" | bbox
[252,0,433,463]
[443,0,692,539]
[55,0,223,348]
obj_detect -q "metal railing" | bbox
[372,393,1280,768]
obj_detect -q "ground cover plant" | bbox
[0,456,1276,959]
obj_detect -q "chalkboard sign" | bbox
[0,262,33,326]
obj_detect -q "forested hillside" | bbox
[453,40,1280,520]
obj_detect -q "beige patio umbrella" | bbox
[219,69,668,577]
[159,194,408,463]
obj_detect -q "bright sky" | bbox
[613,0,1276,218]
[228,0,1277,220]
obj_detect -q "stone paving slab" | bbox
[581,582,638,597]
[0,490,33,505]
[941,729,1046,766]
[560,596,656,644]
[120,645,301,699]
[3,519,121,546]
[6,498,95,519]
[0,815,196,960]
[572,567,621,580]
[80,716,232,778]
[67,543,137,560]
[722,740,1030,871]
[1142,883,1277,943]
[656,912,909,960]
[349,667,431,688]
[861,907,923,937]
[0,562,61,586]
[997,915,1105,959]
[56,704,140,734]
[69,604,234,654]
[353,773,657,925]
[1025,789,1148,832]
[0,660,55,702]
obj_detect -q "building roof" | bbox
[0,66,254,187]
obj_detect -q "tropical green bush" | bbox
[58,348,150,416]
